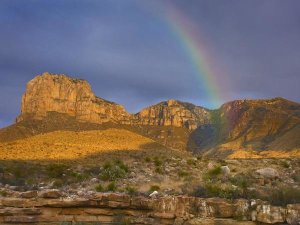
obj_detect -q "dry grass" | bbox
[0,128,163,160]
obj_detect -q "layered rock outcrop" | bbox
[135,99,211,130]
[16,72,132,124]
[16,73,211,130]
[0,191,299,224]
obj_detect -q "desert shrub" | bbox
[204,183,241,200]
[230,174,249,189]
[107,182,117,192]
[155,167,163,174]
[178,170,190,177]
[203,166,222,182]
[100,161,129,181]
[87,167,102,176]
[208,166,222,176]
[196,156,202,161]
[149,185,160,192]
[125,186,137,195]
[0,165,4,173]
[153,157,162,167]
[193,185,207,197]
[71,172,88,182]
[95,183,104,192]
[114,160,129,173]
[280,160,290,168]
[52,179,64,188]
[10,165,23,178]
[144,157,151,162]
[187,159,196,166]
[0,190,7,197]
[46,163,68,178]
[266,186,300,206]
[291,172,300,182]
[217,159,227,166]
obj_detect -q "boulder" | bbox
[256,168,279,179]
[256,204,286,224]
[221,166,230,175]
[286,204,300,225]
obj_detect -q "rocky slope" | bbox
[190,98,300,157]
[1,72,300,157]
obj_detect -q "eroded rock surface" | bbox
[16,72,131,124]
[135,99,211,130]
[0,191,299,224]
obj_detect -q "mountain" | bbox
[16,72,132,124]
[1,72,299,158]
[189,98,300,157]
[135,99,210,130]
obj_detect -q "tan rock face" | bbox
[0,192,299,224]
[16,73,211,130]
[135,99,211,130]
[16,72,131,124]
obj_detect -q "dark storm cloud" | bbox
[0,0,300,127]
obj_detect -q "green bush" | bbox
[100,161,129,181]
[204,183,241,200]
[187,159,196,166]
[144,157,151,162]
[230,175,249,189]
[71,172,88,182]
[0,190,7,197]
[280,160,290,168]
[266,186,300,206]
[95,183,104,192]
[178,171,190,177]
[203,166,222,182]
[208,166,222,176]
[125,186,137,195]
[155,167,163,174]
[107,182,117,192]
[292,172,300,182]
[153,157,162,167]
[46,163,68,179]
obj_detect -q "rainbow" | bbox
[163,4,228,108]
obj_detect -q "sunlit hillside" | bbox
[0,128,164,161]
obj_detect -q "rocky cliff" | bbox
[0,191,299,224]
[16,72,132,124]
[136,99,211,130]
[16,73,211,130]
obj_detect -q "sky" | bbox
[0,0,300,128]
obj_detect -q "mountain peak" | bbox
[17,73,130,124]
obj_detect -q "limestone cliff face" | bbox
[17,73,211,130]
[135,99,211,130]
[16,72,131,124]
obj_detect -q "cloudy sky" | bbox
[0,0,300,128]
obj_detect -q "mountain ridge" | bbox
[1,72,300,158]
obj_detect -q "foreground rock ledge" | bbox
[0,192,299,225]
